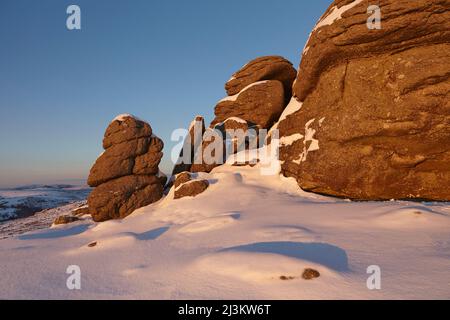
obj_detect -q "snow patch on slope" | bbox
[0,164,449,299]
[314,0,364,31]
[219,81,269,103]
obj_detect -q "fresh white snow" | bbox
[225,117,247,124]
[219,81,269,103]
[303,32,313,55]
[1,159,449,299]
[278,97,303,123]
[280,134,304,147]
[303,46,310,56]
[292,118,321,164]
[269,97,303,138]
[112,113,144,123]
[314,0,364,31]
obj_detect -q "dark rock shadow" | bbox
[220,241,349,272]
[229,213,241,220]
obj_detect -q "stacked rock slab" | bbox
[279,0,450,200]
[212,80,285,129]
[190,56,297,173]
[87,114,166,222]
[213,56,297,129]
[225,55,297,102]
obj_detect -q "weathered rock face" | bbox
[103,114,152,149]
[87,137,156,187]
[190,117,259,173]
[213,80,285,129]
[214,55,297,130]
[293,0,450,102]
[71,205,89,217]
[225,55,297,99]
[172,116,205,176]
[88,175,163,221]
[133,136,164,175]
[190,126,226,174]
[174,56,295,175]
[216,117,259,154]
[279,0,450,200]
[173,172,209,199]
[174,172,192,189]
[87,115,165,222]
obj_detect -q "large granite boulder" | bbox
[87,115,165,222]
[212,80,285,129]
[88,175,163,222]
[87,137,154,187]
[279,0,450,200]
[225,55,297,99]
[103,114,152,149]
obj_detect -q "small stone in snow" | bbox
[302,268,320,280]
[88,241,97,248]
[280,275,295,281]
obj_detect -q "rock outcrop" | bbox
[190,117,259,173]
[225,55,297,100]
[173,172,209,199]
[172,116,205,176]
[212,80,285,129]
[278,0,450,200]
[190,126,226,174]
[87,114,165,222]
[71,204,89,217]
[53,215,80,225]
[214,56,296,130]
[187,56,296,174]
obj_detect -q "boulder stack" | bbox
[225,55,297,100]
[212,80,285,129]
[213,56,297,129]
[188,55,296,173]
[278,0,450,200]
[87,114,166,222]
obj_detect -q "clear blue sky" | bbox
[0,0,332,187]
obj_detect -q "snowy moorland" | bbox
[0,201,87,240]
[0,158,449,299]
[0,184,90,221]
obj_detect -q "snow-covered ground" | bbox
[0,184,90,221]
[0,201,88,240]
[0,161,449,299]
